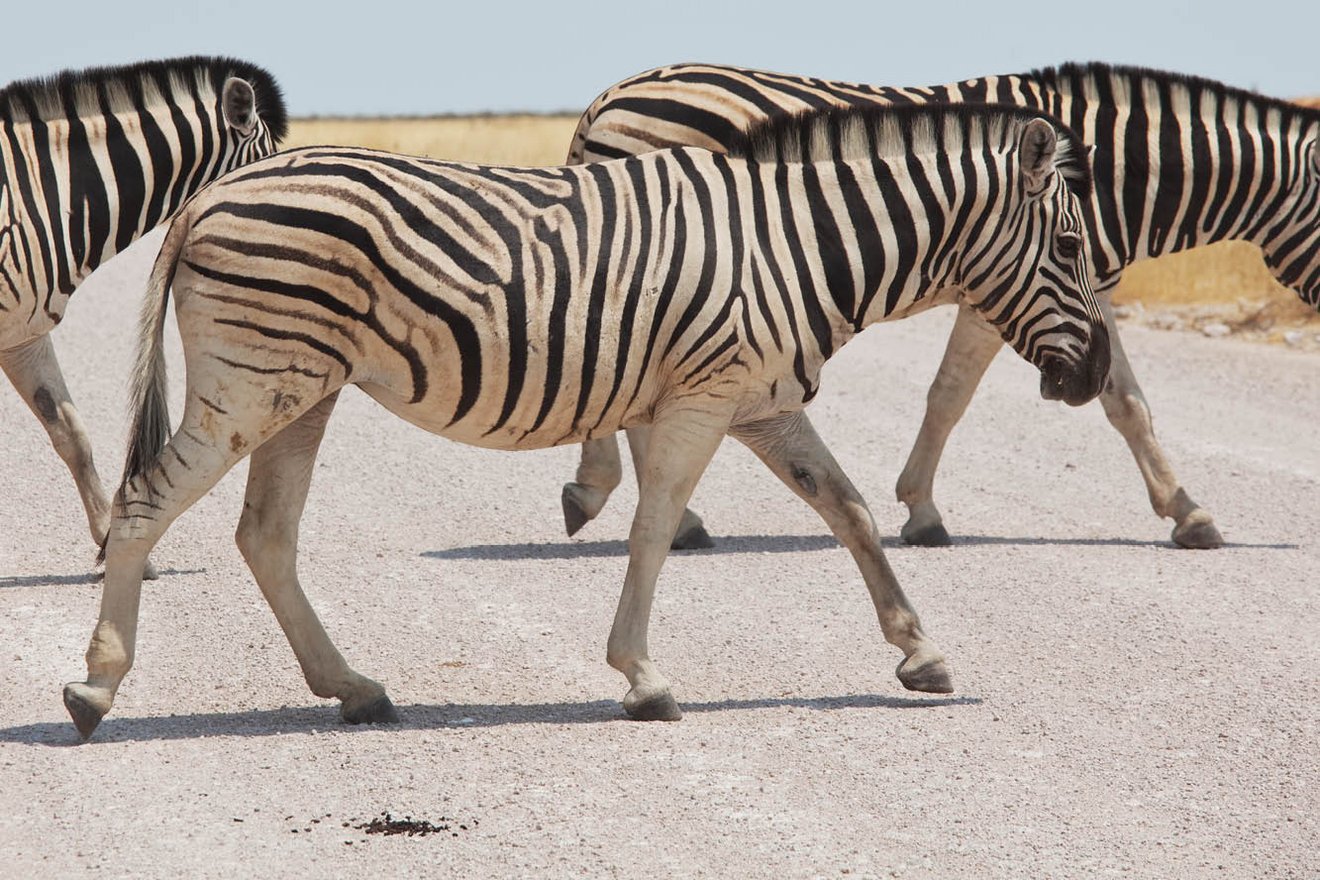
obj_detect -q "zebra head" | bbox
[960,113,1110,407]
[1258,131,1320,307]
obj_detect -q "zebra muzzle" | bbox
[1038,324,1111,407]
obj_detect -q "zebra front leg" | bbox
[623,425,713,550]
[0,336,160,578]
[234,393,397,725]
[607,408,728,720]
[736,411,952,694]
[1095,298,1221,549]
[63,404,252,739]
[562,434,623,536]
[895,305,1003,546]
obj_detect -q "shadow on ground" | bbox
[0,568,207,590]
[2,692,983,746]
[422,533,1296,561]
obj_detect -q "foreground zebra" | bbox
[0,57,285,569]
[64,103,1110,738]
[561,62,1320,551]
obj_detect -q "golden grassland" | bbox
[282,115,1319,333]
[283,114,579,167]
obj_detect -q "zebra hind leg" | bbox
[562,433,624,536]
[1093,298,1222,549]
[234,392,398,726]
[606,408,728,721]
[563,427,714,549]
[622,425,714,550]
[734,411,953,695]
[63,398,261,739]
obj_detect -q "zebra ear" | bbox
[1018,117,1058,191]
[221,77,259,136]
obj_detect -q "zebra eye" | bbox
[1057,234,1082,261]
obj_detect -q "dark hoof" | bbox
[902,521,952,547]
[1172,518,1223,550]
[342,694,400,725]
[671,523,714,551]
[63,684,106,741]
[625,691,683,722]
[896,658,954,694]
[561,485,590,538]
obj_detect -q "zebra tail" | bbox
[97,215,191,563]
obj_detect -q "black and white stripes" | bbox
[63,101,1110,735]
[0,56,285,559]
[570,61,1320,303]
[561,61,1320,550]
[1,56,286,346]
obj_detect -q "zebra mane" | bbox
[0,55,288,143]
[726,103,1093,199]
[1035,61,1320,127]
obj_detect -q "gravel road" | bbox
[2,230,1317,878]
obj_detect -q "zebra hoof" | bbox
[63,682,110,741]
[896,657,954,694]
[901,520,952,547]
[561,484,592,537]
[1172,514,1223,550]
[671,523,714,551]
[341,694,400,725]
[623,689,683,722]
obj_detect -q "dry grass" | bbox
[283,114,579,166]
[280,114,1319,332]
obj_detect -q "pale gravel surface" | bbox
[1,230,1317,878]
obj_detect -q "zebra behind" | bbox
[63,103,1109,738]
[561,62,1320,551]
[1,56,285,569]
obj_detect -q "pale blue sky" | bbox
[5,1,1316,116]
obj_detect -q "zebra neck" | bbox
[1044,71,1311,270]
[748,157,946,335]
[2,105,231,299]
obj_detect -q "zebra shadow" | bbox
[420,532,1297,561]
[422,533,842,560]
[0,692,982,746]
[0,568,207,590]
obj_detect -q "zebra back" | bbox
[569,61,1320,299]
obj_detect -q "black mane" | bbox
[1,55,288,143]
[1035,61,1320,127]
[726,102,1093,199]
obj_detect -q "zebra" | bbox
[1,56,286,572]
[559,61,1320,551]
[62,102,1110,739]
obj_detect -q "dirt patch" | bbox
[354,812,478,838]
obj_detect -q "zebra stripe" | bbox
[0,56,285,564]
[66,102,1109,736]
[561,61,1320,550]
[1,56,286,346]
[570,62,1320,303]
